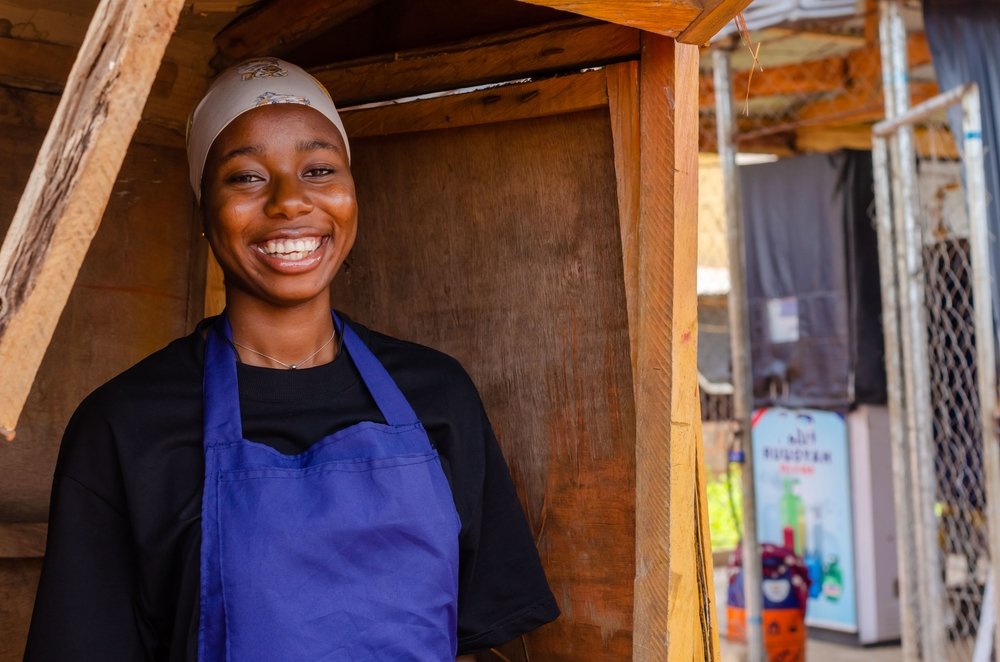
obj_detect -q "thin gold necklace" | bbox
[232,331,337,369]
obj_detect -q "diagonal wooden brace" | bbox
[0,0,187,441]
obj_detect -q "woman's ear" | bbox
[197,198,210,239]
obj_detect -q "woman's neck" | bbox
[224,294,337,369]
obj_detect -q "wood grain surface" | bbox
[313,19,638,106]
[0,133,198,662]
[0,135,198,522]
[678,0,755,45]
[332,109,636,659]
[515,0,699,36]
[341,68,609,138]
[0,560,42,662]
[213,0,383,66]
[630,34,717,660]
[606,61,639,379]
[0,523,46,559]
[0,0,186,437]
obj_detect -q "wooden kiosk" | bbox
[0,0,750,659]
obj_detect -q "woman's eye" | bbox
[304,167,334,178]
[227,172,263,184]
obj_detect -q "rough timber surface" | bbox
[284,0,568,67]
[514,0,699,36]
[312,19,638,106]
[331,109,636,658]
[631,34,717,661]
[0,559,41,662]
[0,133,197,662]
[0,133,198,519]
[0,0,186,436]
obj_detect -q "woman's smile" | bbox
[252,233,330,270]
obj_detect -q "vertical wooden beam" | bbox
[692,395,721,661]
[630,33,717,660]
[205,253,226,317]
[0,0,186,439]
[864,0,879,45]
[607,61,640,377]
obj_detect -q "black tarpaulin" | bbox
[741,151,886,409]
[924,0,1000,352]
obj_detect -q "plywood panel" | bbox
[0,559,41,662]
[331,110,635,658]
[285,0,567,67]
[0,132,199,521]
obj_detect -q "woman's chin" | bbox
[227,281,334,311]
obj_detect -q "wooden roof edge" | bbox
[515,0,700,36]
[514,0,753,42]
[679,0,757,45]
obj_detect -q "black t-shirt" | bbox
[25,315,558,661]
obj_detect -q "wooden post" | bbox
[0,0,186,439]
[606,61,640,379]
[628,33,719,660]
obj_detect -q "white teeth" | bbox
[261,236,321,258]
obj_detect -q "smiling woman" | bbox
[24,58,558,662]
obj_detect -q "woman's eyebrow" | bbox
[297,139,341,153]
[219,144,262,164]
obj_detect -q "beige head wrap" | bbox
[186,57,350,202]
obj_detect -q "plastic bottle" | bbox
[780,478,807,556]
[822,555,843,602]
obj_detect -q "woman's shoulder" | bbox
[341,314,487,419]
[344,316,474,386]
[57,320,211,493]
[78,319,210,421]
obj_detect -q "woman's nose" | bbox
[264,174,313,220]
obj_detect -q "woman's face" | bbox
[201,104,357,309]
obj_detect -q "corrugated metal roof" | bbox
[715,0,861,38]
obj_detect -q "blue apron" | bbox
[198,313,460,661]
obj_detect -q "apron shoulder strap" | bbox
[336,314,420,427]
[203,315,244,445]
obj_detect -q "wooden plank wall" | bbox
[330,110,636,659]
[0,130,200,662]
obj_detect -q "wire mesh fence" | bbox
[913,113,987,660]
[873,85,999,661]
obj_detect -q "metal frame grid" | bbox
[872,81,1000,662]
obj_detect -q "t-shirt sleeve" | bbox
[24,399,149,662]
[455,411,559,654]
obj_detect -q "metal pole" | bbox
[871,134,921,662]
[973,570,995,662]
[882,2,948,658]
[713,47,764,662]
[875,5,920,659]
[962,83,1000,660]
[874,84,974,138]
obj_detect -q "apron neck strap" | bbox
[203,315,244,444]
[335,313,420,427]
[203,313,421,442]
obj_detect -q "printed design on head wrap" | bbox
[238,58,287,81]
[254,91,311,107]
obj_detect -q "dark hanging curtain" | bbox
[923,0,1000,350]
[740,151,885,410]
